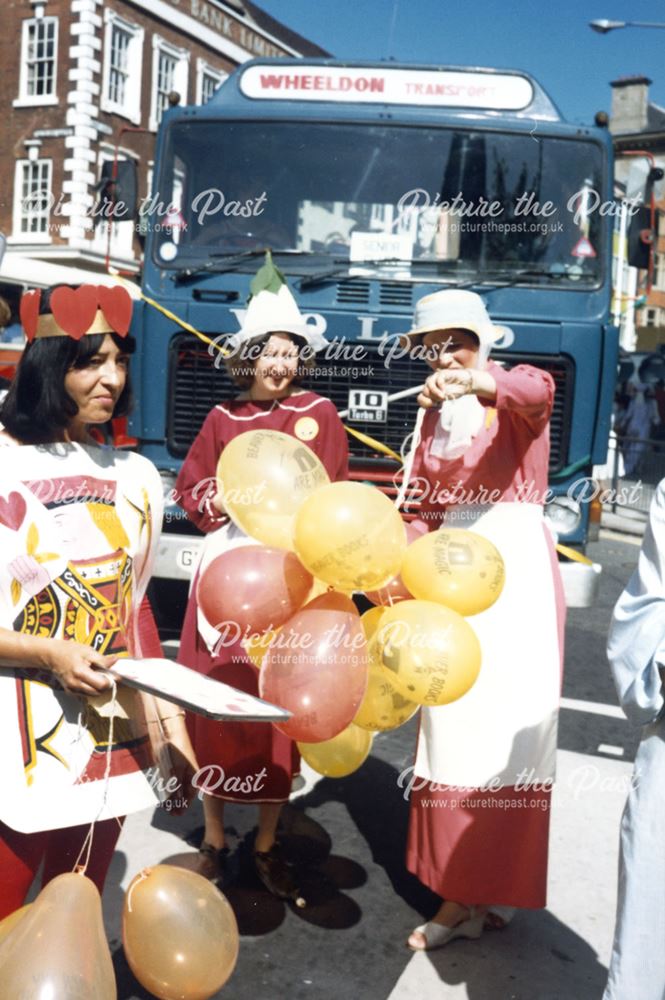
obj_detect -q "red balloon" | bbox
[198,545,313,638]
[365,522,421,607]
[259,592,368,742]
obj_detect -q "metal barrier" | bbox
[608,432,665,515]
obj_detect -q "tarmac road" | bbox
[104,528,644,1000]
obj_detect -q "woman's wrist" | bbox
[469,369,497,401]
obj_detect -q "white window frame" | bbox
[101,9,144,126]
[655,252,665,292]
[149,35,189,132]
[14,16,59,107]
[196,58,227,105]
[12,159,53,243]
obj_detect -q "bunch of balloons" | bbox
[200,429,506,777]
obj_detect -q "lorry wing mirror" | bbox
[94,160,138,223]
[627,205,655,270]
[627,165,664,270]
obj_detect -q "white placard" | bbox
[110,657,290,722]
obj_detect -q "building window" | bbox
[150,36,189,131]
[645,308,660,327]
[655,252,665,291]
[101,11,144,125]
[15,17,58,106]
[13,160,53,241]
[91,151,137,260]
[196,59,227,104]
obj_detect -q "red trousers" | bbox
[0,817,123,919]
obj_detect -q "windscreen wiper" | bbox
[172,248,270,284]
[456,266,588,290]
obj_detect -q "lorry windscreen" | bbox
[152,120,605,286]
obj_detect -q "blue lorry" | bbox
[127,59,620,620]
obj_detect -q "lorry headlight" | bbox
[544,497,582,536]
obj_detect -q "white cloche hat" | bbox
[401,289,511,359]
[226,251,329,354]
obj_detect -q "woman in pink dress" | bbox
[176,256,348,902]
[401,290,565,950]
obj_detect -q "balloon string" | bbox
[126,868,150,913]
[72,678,118,876]
[394,407,425,511]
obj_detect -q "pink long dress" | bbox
[175,391,348,803]
[406,361,566,909]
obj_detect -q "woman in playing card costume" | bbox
[176,254,348,902]
[0,284,197,918]
[401,290,565,950]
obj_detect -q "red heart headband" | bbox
[19,285,133,343]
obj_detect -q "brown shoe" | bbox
[195,842,230,881]
[254,842,306,908]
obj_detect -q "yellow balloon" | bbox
[298,723,373,778]
[375,599,481,706]
[243,629,278,669]
[401,528,505,616]
[294,482,407,591]
[360,605,387,642]
[217,430,329,549]
[0,905,30,946]
[353,641,419,731]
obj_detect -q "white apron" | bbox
[414,503,560,788]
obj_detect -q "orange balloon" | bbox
[376,599,482,706]
[401,528,505,616]
[123,865,239,1000]
[0,873,115,1000]
[259,592,369,742]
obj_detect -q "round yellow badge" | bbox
[294,416,319,442]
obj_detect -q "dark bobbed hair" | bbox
[0,285,135,444]
[225,331,314,388]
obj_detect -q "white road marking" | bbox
[560,696,625,719]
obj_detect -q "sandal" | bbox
[408,906,485,951]
[254,842,306,908]
[484,905,516,930]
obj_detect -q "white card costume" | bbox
[0,442,163,833]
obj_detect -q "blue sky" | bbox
[256,0,665,125]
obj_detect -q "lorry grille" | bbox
[167,334,573,474]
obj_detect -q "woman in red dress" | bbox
[176,257,348,901]
[400,290,566,950]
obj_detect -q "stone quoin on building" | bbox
[0,0,327,317]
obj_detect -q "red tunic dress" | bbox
[406,362,566,909]
[176,391,348,803]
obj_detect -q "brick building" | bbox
[0,0,326,290]
[610,75,665,350]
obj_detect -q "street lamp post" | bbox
[589,19,665,33]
